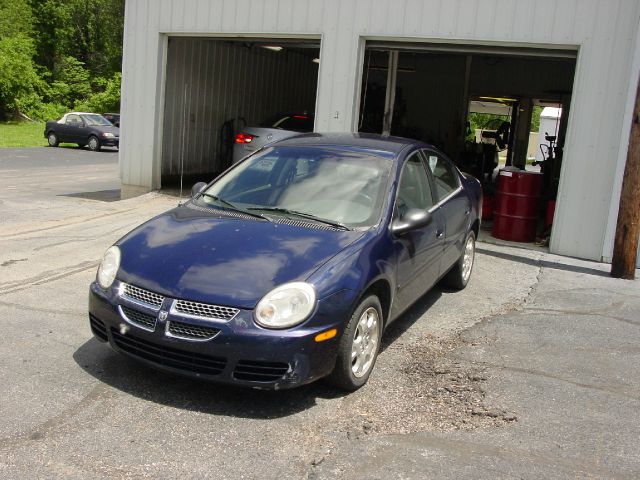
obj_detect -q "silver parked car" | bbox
[232,113,314,164]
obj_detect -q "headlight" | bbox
[97,246,121,289]
[254,282,316,329]
[102,132,115,138]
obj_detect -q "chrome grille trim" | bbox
[172,299,239,322]
[119,305,157,332]
[121,283,164,309]
[166,320,221,342]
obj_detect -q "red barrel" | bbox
[492,170,543,242]
[482,195,494,220]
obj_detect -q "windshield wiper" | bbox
[199,193,267,220]
[248,207,350,231]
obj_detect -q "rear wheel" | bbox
[47,132,59,147]
[326,295,382,391]
[88,135,101,152]
[443,231,476,290]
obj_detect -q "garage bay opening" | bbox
[358,42,576,247]
[160,37,320,191]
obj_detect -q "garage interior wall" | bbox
[161,38,319,178]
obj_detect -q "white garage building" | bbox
[118,0,640,264]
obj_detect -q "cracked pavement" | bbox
[1,148,639,479]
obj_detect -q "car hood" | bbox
[116,205,364,309]
[93,125,119,135]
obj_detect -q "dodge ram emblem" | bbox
[158,310,168,321]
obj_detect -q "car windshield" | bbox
[82,114,112,126]
[200,146,393,228]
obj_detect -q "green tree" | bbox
[30,0,125,80]
[0,0,42,119]
[49,56,92,106]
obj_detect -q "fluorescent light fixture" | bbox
[312,58,320,64]
[262,46,283,52]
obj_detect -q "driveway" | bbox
[0,148,638,479]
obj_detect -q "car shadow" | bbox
[73,337,347,419]
[58,145,118,153]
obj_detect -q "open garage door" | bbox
[161,37,320,188]
[358,41,577,247]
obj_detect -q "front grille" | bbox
[122,283,164,308]
[89,314,108,341]
[121,305,157,331]
[233,360,290,382]
[174,300,239,321]
[167,320,220,340]
[111,328,226,375]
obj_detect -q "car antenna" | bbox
[179,83,188,205]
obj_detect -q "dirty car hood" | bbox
[116,205,363,309]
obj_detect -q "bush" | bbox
[14,92,66,121]
[75,72,121,113]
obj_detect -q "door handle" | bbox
[464,208,471,216]
[436,230,444,238]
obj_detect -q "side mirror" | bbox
[190,181,207,198]
[391,209,433,235]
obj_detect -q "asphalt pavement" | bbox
[0,148,638,479]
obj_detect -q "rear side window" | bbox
[424,152,460,200]
[66,114,82,125]
[395,153,434,218]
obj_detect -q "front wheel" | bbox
[88,135,101,152]
[326,295,383,391]
[47,132,59,147]
[443,231,476,290]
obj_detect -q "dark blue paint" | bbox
[88,133,481,389]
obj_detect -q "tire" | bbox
[47,132,59,147]
[442,231,476,290]
[326,295,383,391]
[88,135,101,152]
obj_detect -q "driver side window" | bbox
[395,153,433,219]
[66,114,82,125]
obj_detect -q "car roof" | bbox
[271,132,432,156]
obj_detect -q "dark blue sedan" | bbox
[89,133,481,390]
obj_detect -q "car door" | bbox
[65,114,84,143]
[422,150,471,274]
[392,152,446,313]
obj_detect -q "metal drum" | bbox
[492,170,543,242]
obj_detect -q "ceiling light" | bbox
[312,58,320,64]
[262,46,283,52]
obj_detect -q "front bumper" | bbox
[88,281,349,389]
[101,137,119,147]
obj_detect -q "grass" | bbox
[0,121,47,148]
